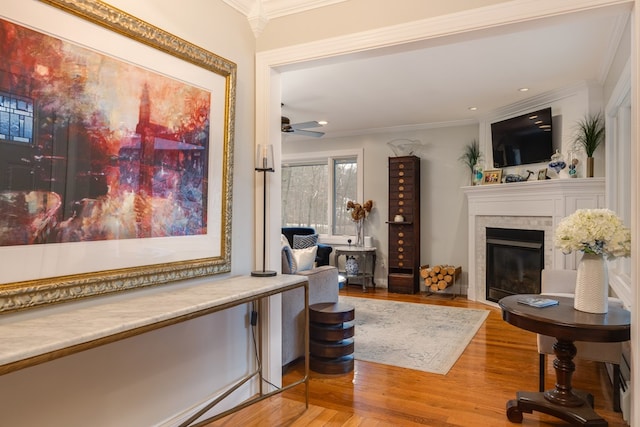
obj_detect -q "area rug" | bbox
[339,296,489,375]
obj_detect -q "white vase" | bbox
[574,253,608,314]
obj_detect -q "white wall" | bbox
[0,1,257,426]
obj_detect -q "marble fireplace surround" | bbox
[463,178,605,306]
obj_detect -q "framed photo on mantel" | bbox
[538,168,548,180]
[483,169,502,185]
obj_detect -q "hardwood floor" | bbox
[207,287,628,426]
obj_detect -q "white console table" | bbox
[0,274,309,426]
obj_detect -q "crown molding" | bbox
[222,0,347,37]
[258,0,633,67]
[261,0,346,19]
[221,0,254,16]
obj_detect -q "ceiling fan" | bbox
[281,116,325,138]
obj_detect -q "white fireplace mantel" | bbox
[463,178,605,304]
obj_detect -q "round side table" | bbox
[309,302,355,374]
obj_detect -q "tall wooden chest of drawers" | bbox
[387,156,420,294]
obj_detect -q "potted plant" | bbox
[574,113,604,177]
[458,139,482,185]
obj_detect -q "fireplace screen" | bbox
[486,228,544,302]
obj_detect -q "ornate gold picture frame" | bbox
[0,0,236,312]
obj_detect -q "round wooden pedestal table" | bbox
[499,295,630,426]
[309,302,355,374]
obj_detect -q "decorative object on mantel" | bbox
[504,170,534,183]
[473,163,484,186]
[547,149,566,177]
[567,149,579,178]
[554,209,631,313]
[537,168,548,180]
[573,112,605,178]
[458,139,483,185]
[346,199,374,247]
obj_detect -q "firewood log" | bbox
[438,280,450,290]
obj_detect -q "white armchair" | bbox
[537,269,624,411]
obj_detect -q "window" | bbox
[333,159,358,235]
[281,162,329,233]
[282,149,363,236]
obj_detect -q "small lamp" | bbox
[252,144,277,277]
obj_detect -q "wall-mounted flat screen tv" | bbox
[491,107,553,168]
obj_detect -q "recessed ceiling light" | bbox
[318,120,328,125]
[468,107,477,111]
[519,88,529,92]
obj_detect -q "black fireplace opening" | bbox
[486,227,544,303]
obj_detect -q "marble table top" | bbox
[333,246,376,252]
[0,274,307,375]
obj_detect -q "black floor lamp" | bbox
[252,144,277,277]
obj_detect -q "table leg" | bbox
[544,339,584,407]
[371,253,376,288]
[360,253,367,292]
[505,338,606,426]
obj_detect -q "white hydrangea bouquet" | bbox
[554,208,631,259]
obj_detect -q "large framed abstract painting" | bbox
[0,1,236,312]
